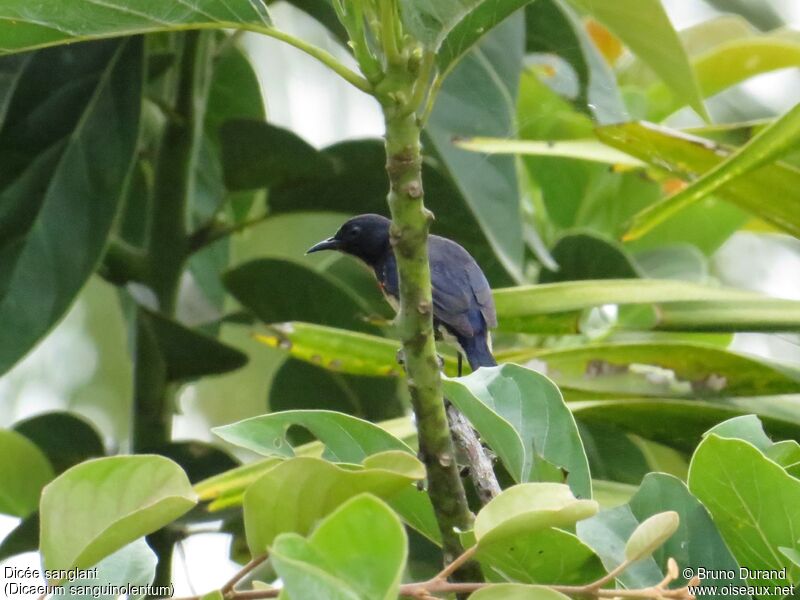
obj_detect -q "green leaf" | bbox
[399,0,495,51]
[63,539,156,600]
[567,0,707,120]
[494,278,800,334]
[578,423,650,486]
[578,473,746,593]
[13,412,104,475]
[474,483,598,547]
[40,455,197,580]
[214,410,413,461]
[454,137,644,167]
[268,358,406,425]
[0,54,29,127]
[225,259,380,334]
[153,441,239,484]
[0,40,142,375]
[443,365,591,498]
[477,526,606,585]
[539,232,641,283]
[570,397,800,453]
[425,14,526,280]
[526,0,626,123]
[0,2,270,54]
[0,429,54,517]
[141,310,248,382]
[469,584,571,600]
[626,103,800,240]
[624,511,680,563]
[254,323,407,377]
[220,120,335,190]
[528,341,800,398]
[437,0,529,75]
[688,434,800,588]
[650,36,800,121]
[243,452,424,553]
[271,495,406,600]
[703,414,774,451]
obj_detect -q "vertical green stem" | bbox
[132,30,214,594]
[383,109,473,564]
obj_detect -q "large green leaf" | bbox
[224,258,380,334]
[578,473,745,595]
[443,365,591,499]
[398,0,491,51]
[0,429,54,517]
[527,341,800,398]
[213,410,413,461]
[455,137,644,167]
[271,495,406,600]
[0,1,270,54]
[625,103,800,240]
[474,483,598,546]
[0,39,142,374]
[425,14,526,280]
[567,0,707,120]
[689,430,800,589]
[0,54,28,127]
[477,526,605,585]
[13,412,104,475]
[243,452,424,553]
[40,455,197,580]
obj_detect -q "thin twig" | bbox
[221,554,269,594]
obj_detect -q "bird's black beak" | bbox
[306,237,341,254]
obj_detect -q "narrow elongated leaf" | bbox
[213,410,413,461]
[426,14,526,280]
[626,104,800,239]
[688,434,800,588]
[568,0,707,120]
[578,473,746,594]
[0,430,54,517]
[454,137,644,167]
[527,341,800,398]
[399,0,487,50]
[0,39,142,374]
[650,37,800,120]
[443,365,591,498]
[40,456,197,580]
[0,54,29,127]
[243,452,424,553]
[0,1,271,54]
[271,495,406,600]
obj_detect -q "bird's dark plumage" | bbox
[307,214,497,370]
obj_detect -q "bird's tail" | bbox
[458,332,497,371]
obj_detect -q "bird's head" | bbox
[306,214,391,266]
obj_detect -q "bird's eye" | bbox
[348,226,361,238]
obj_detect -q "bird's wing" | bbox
[429,237,496,337]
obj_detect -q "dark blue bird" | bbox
[307,214,497,371]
